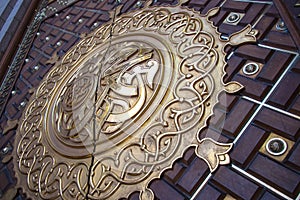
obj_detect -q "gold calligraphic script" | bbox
[13,1,257,199]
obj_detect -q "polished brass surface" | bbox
[260,132,294,162]
[13,1,257,199]
[224,194,237,200]
[239,61,263,78]
[224,12,245,25]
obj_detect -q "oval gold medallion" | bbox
[13,1,257,199]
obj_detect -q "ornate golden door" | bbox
[0,0,299,200]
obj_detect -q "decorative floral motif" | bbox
[14,1,257,199]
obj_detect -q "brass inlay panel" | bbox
[224,194,237,200]
[13,1,257,199]
[259,132,294,162]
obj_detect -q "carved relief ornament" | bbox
[13,1,257,199]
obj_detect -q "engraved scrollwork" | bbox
[46,40,163,158]
[86,8,222,199]
[14,2,257,200]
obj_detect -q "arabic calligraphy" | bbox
[13,1,257,199]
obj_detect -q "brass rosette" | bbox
[13,0,257,199]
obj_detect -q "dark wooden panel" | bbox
[176,158,209,194]
[211,1,267,37]
[249,154,300,198]
[267,59,300,115]
[257,51,293,83]
[225,44,295,101]
[231,125,267,168]
[254,108,299,139]
[267,72,300,110]
[212,166,261,199]
[193,184,223,200]
[260,191,285,200]
[222,99,257,138]
[287,142,300,171]
[255,4,298,51]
